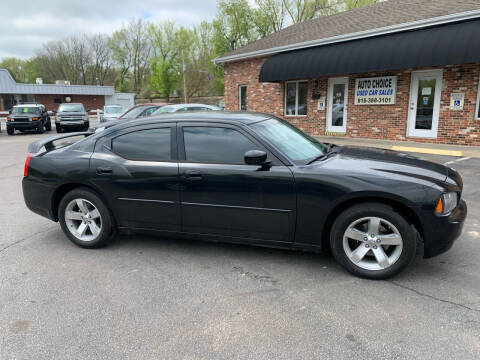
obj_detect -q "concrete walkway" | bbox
[315,135,480,158]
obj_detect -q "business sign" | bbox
[354,76,397,105]
[450,93,465,110]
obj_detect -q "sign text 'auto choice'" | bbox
[354,76,397,105]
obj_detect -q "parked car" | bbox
[22,112,466,279]
[55,103,89,133]
[99,105,124,123]
[88,103,171,133]
[151,103,220,115]
[118,103,170,121]
[6,103,51,135]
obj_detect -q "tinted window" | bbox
[112,128,171,161]
[184,127,259,164]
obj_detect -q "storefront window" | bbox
[239,85,247,111]
[285,81,308,116]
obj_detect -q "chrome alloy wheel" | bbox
[64,198,102,242]
[342,217,403,271]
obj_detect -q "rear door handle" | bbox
[184,170,202,180]
[96,167,113,175]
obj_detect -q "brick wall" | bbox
[224,57,480,145]
[34,95,105,112]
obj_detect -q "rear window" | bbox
[112,128,171,161]
[58,104,85,112]
[12,107,41,115]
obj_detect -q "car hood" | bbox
[328,146,449,183]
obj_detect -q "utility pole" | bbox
[182,49,188,103]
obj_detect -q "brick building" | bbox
[0,69,134,113]
[215,0,480,146]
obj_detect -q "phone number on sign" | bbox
[356,97,394,104]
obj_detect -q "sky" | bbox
[0,0,219,59]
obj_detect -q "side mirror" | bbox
[244,150,268,165]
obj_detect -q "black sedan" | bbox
[22,112,467,279]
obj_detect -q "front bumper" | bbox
[7,120,41,130]
[422,199,467,258]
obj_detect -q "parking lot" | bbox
[0,122,479,360]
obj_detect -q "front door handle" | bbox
[96,167,113,175]
[184,170,202,180]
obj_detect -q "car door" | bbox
[178,122,296,244]
[90,123,180,231]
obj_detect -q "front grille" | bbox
[60,116,83,121]
[14,117,29,122]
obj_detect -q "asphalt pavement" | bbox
[0,125,479,360]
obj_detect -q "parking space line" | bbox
[443,157,471,166]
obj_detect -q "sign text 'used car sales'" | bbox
[354,76,397,105]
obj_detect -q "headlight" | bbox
[84,115,89,121]
[435,192,458,214]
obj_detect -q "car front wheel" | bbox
[330,202,416,279]
[58,188,115,248]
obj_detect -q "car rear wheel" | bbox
[330,203,416,279]
[58,188,115,248]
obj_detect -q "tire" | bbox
[7,127,14,135]
[58,187,115,248]
[330,202,416,280]
[45,119,52,131]
[56,125,62,133]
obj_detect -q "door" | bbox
[178,123,296,243]
[327,77,348,133]
[407,70,443,138]
[90,124,181,231]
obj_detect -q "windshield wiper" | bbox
[306,144,338,165]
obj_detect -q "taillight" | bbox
[24,153,33,177]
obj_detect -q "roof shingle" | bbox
[217,0,480,61]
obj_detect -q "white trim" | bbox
[407,69,443,139]
[475,74,480,120]
[284,80,308,116]
[214,10,480,64]
[326,77,349,133]
[238,85,247,111]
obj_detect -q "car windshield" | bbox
[251,118,327,165]
[11,106,41,115]
[104,106,123,114]
[58,104,85,112]
[120,106,149,119]
[152,105,176,115]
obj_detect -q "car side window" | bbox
[112,128,171,161]
[183,126,260,165]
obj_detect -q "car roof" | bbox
[166,103,217,109]
[13,104,41,107]
[134,102,171,107]
[99,111,273,133]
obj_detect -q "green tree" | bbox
[343,0,381,10]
